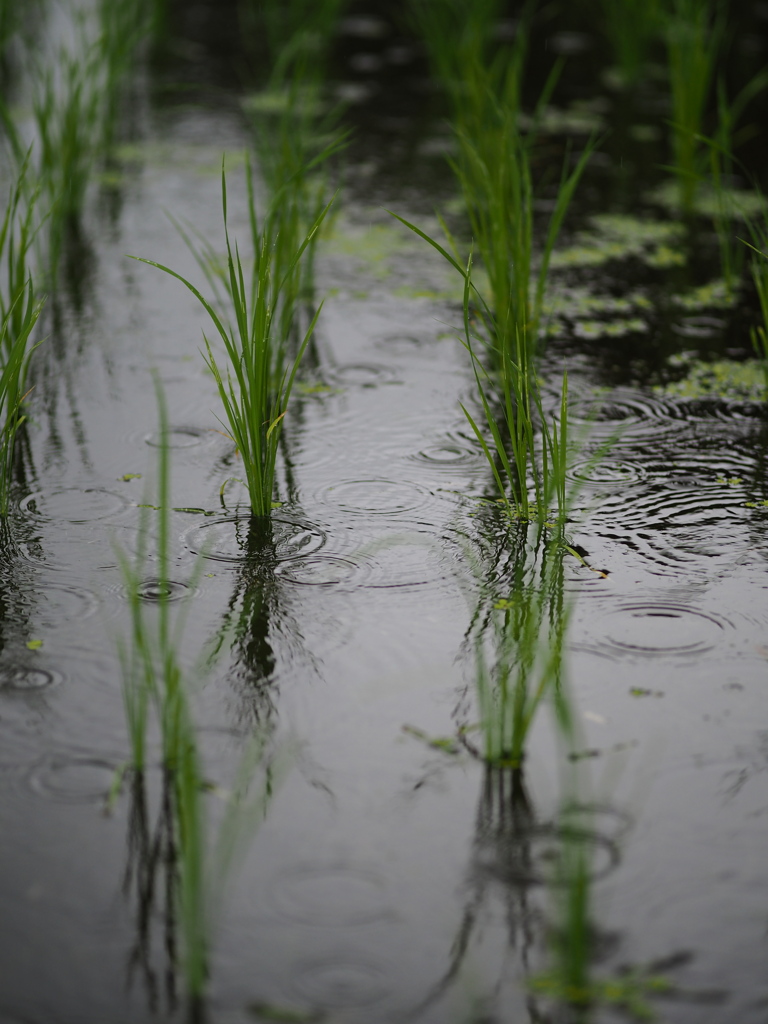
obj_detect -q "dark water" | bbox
[2,2,768,1022]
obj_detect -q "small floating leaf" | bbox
[26,639,43,650]
[119,473,142,482]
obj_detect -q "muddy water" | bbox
[2,4,768,1023]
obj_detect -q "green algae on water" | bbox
[656,357,767,400]
[551,214,686,270]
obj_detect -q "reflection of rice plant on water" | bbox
[471,537,571,774]
[114,376,286,1012]
[132,167,333,518]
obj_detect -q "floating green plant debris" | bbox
[629,124,662,142]
[645,244,686,268]
[656,359,767,400]
[648,180,767,219]
[294,381,340,395]
[136,504,218,516]
[26,639,43,650]
[530,969,672,1020]
[402,724,463,756]
[519,101,607,135]
[544,287,652,320]
[119,472,142,481]
[745,500,768,508]
[241,89,325,117]
[672,279,736,310]
[551,214,685,269]
[573,318,648,340]
[630,687,664,697]
[716,476,743,486]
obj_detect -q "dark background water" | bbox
[2,1,768,1021]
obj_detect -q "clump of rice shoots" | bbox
[132,166,333,517]
[663,0,724,215]
[410,0,597,370]
[0,161,44,515]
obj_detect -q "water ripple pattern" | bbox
[183,512,327,566]
[291,956,389,1008]
[270,863,390,927]
[475,822,620,886]
[316,478,430,518]
[0,665,64,693]
[576,601,732,660]
[326,362,400,387]
[28,754,118,804]
[19,487,129,524]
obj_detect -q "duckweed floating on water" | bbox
[656,358,768,400]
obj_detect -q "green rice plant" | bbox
[240,0,348,89]
[0,0,150,278]
[588,0,662,85]
[663,0,725,214]
[131,167,332,517]
[409,0,504,104]
[411,1,597,367]
[704,69,768,295]
[388,218,574,523]
[250,103,347,317]
[742,219,768,395]
[0,161,44,515]
[241,0,349,311]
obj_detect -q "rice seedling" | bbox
[588,0,662,86]
[0,160,44,515]
[663,0,725,214]
[704,69,768,296]
[387,220,575,524]
[741,214,768,394]
[240,0,349,310]
[241,0,348,89]
[409,0,504,103]
[249,105,347,317]
[131,166,333,517]
[410,0,597,367]
[0,0,152,280]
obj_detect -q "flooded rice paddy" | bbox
[1,1,768,1022]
